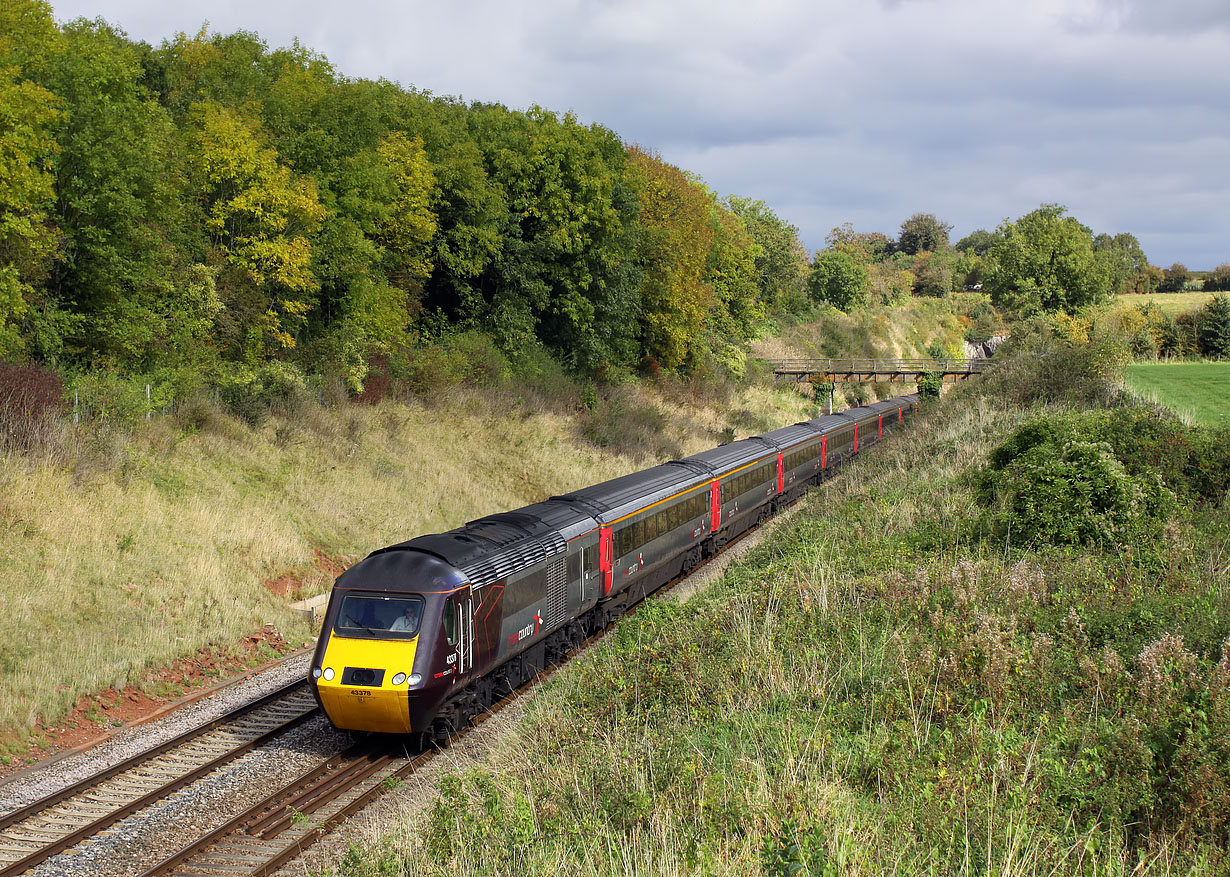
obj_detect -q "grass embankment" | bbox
[333,368,1230,875]
[1124,362,1230,428]
[755,298,972,406]
[0,378,813,755]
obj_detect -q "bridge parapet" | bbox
[768,358,988,384]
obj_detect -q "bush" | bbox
[975,321,1129,407]
[214,361,315,425]
[917,372,942,399]
[975,403,1230,552]
[388,331,512,399]
[1198,293,1230,358]
[982,437,1171,549]
[0,362,65,452]
[69,370,179,424]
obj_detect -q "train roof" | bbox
[757,422,821,450]
[554,460,709,524]
[378,499,598,586]
[867,398,906,415]
[679,436,775,476]
[804,413,854,432]
[838,405,880,424]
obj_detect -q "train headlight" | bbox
[408,673,422,686]
[391,673,407,686]
[312,667,322,679]
[323,667,335,681]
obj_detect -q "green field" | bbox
[1125,361,1230,427]
[1120,290,1217,316]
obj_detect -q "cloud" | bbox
[42,0,1230,266]
[1067,0,1230,35]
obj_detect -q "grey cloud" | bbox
[1070,0,1230,34]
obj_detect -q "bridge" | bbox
[768,357,989,384]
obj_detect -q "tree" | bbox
[1158,263,1189,293]
[826,223,892,262]
[1203,264,1230,292]
[0,0,61,358]
[627,147,712,369]
[374,131,438,284]
[896,212,952,256]
[1198,294,1230,358]
[1093,231,1156,295]
[807,250,868,311]
[36,19,197,368]
[724,196,808,310]
[702,196,763,375]
[187,102,326,356]
[955,228,998,256]
[983,204,1112,314]
[911,251,953,298]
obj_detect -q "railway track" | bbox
[137,740,425,877]
[0,432,892,876]
[0,681,320,876]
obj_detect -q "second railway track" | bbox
[0,436,874,876]
[0,681,323,876]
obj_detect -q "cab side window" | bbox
[443,597,458,645]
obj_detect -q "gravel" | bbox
[0,652,317,815]
[0,506,804,876]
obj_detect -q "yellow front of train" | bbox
[314,616,420,734]
[311,548,467,735]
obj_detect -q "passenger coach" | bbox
[311,393,920,741]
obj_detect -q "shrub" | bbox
[1198,293,1230,358]
[975,322,1129,407]
[69,370,177,424]
[214,361,315,425]
[983,438,1171,548]
[0,362,65,452]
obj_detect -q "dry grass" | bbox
[0,380,812,745]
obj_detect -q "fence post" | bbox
[146,383,151,421]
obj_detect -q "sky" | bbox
[47,0,1230,269]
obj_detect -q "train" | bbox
[309,392,920,742]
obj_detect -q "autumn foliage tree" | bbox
[627,148,714,370]
[188,102,326,357]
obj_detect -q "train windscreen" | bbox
[335,594,425,639]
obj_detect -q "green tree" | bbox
[1158,262,1189,293]
[1203,264,1230,292]
[955,228,998,256]
[1094,231,1156,295]
[896,212,952,256]
[628,147,712,369]
[470,106,637,370]
[724,195,808,311]
[1198,294,1230,358]
[0,1,60,358]
[807,250,868,311]
[911,250,953,298]
[826,223,892,262]
[374,131,438,284]
[39,19,196,368]
[702,196,763,375]
[983,204,1112,314]
[188,101,326,356]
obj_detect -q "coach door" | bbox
[452,592,475,675]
